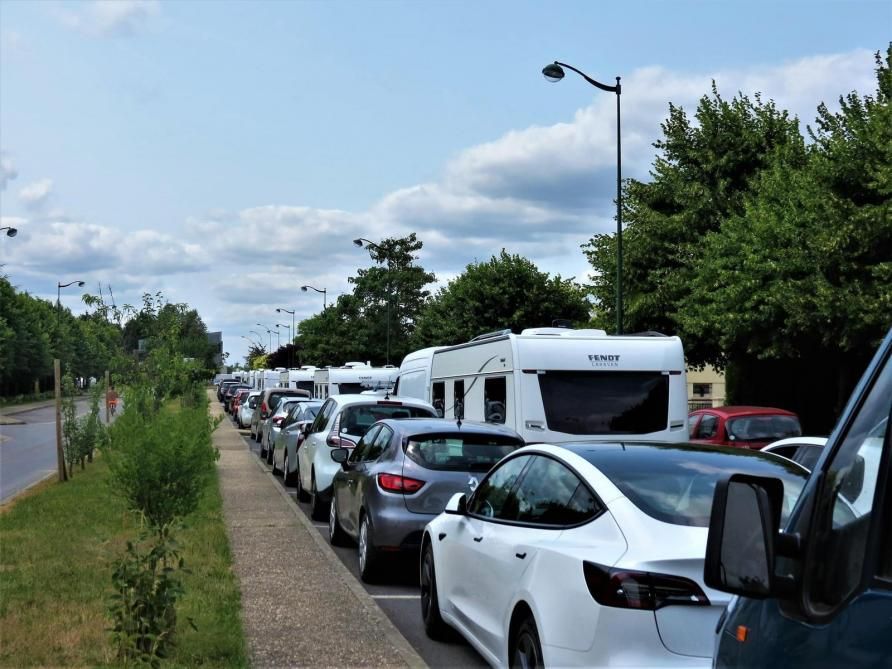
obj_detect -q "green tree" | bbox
[412,250,591,347]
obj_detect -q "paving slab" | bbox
[211,391,427,668]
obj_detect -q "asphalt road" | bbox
[236,420,489,668]
[0,399,113,503]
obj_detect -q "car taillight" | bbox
[272,416,285,426]
[582,562,709,610]
[326,414,343,447]
[377,473,425,494]
[260,402,268,418]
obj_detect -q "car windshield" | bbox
[727,415,801,441]
[537,371,669,435]
[405,433,523,472]
[340,404,435,436]
[575,443,808,527]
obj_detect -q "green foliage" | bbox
[412,250,591,347]
[105,392,219,535]
[108,533,190,666]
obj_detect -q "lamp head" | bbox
[352,238,364,247]
[276,308,282,313]
[542,63,565,83]
[77,281,85,288]
[4,227,17,238]
[301,285,308,292]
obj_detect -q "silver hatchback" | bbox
[328,418,524,582]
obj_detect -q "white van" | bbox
[279,366,318,395]
[395,328,689,443]
[313,365,399,399]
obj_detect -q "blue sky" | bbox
[1,0,889,364]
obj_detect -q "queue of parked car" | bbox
[212,324,892,668]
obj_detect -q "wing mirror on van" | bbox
[704,474,785,598]
[444,492,467,516]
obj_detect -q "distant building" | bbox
[687,365,726,410]
[208,331,224,370]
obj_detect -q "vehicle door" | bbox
[464,454,586,657]
[299,399,336,491]
[716,334,892,668]
[353,425,394,530]
[690,412,719,443]
[338,425,380,536]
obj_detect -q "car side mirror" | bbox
[330,448,349,465]
[444,492,467,516]
[704,474,784,598]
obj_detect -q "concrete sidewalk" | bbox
[210,393,427,668]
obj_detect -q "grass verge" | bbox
[0,458,248,667]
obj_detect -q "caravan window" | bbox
[454,380,465,420]
[337,383,365,395]
[484,377,507,424]
[538,371,669,435]
[295,381,313,394]
[432,382,445,418]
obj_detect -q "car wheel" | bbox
[329,496,348,547]
[310,474,327,521]
[283,453,295,486]
[358,513,379,583]
[510,615,543,669]
[266,440,275,465]
[296,461,310,502]
[420,541,449,640]
[270,447,280,475]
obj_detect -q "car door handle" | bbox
[515,552,527,560]
[473,536,483,543]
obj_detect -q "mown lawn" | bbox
[0,458,248,667]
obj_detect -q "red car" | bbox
[688,405,802,449]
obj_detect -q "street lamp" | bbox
[256,323,273,352]
[301,285,327,309]
[353,237,392,365]
[276,307,296,344]
[543,61,623,334]
[1,226,17,237]
[56,279,85,337]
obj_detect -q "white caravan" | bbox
[313,363,399,399]
[260,369,282,390]
[395,328,689,443]
[279,366,318,395]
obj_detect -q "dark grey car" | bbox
[328,418,524,582]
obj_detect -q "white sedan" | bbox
[420,442,808,668]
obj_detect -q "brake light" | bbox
[376,400,403,406]
[582,562,709,610]
[377,473,425,494]
[272,416,285,426]
[326,414,342,447]
[260,401,268,418]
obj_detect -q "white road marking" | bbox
[312,523,328,528]
[371,595,421,600]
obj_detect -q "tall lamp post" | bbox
[301,285,327,309]
[275,307,296,343]
[249,330,265,350]
[1,226,17,237]
[353,237,393,365]
[542,61,623,335]
[57,280,86,332]
[276,323,292,367]
[256,324,273,352]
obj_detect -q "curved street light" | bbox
[1,226,17,238]
[256,323,274,352]
[353,237,392,364]
[543,60,623,334]
[275,307,296,344]
[300,285,327,309]
[57,280,86,331]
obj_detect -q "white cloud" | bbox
[0,153,17,190]
[18,178,53,209]
[59,0,160,38]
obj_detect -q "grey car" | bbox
[251,387,310,445]
[328,418,524,582]
[272,400,323,483]
[262,397,309,463]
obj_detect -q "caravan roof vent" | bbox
[470,329,512,342]
[520,327,608,337]
[343,361,372,368]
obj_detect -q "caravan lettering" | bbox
[588,354,621,368]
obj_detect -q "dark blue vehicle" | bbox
[704,327,892,668]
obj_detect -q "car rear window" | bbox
[268,391,306,410]
[340,404,435,435]
[727,415,801,442]
[537,371,669,435]
[577,444,807,527]
[405,433,523,472]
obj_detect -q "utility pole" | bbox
[105,370,110,424]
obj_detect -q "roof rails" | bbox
[470,328,512,342]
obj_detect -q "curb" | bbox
[248,451,428,669]
[0,470,56,506]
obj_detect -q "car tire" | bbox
[329,496,349,547]
[283,453,295,486]
[266,443,275,466]
[310,473,327,521]
[296,461,310,502]
[420,541,450,640]
[270,447,280,475]
[510,614,543,669]
[358,513,379,583]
